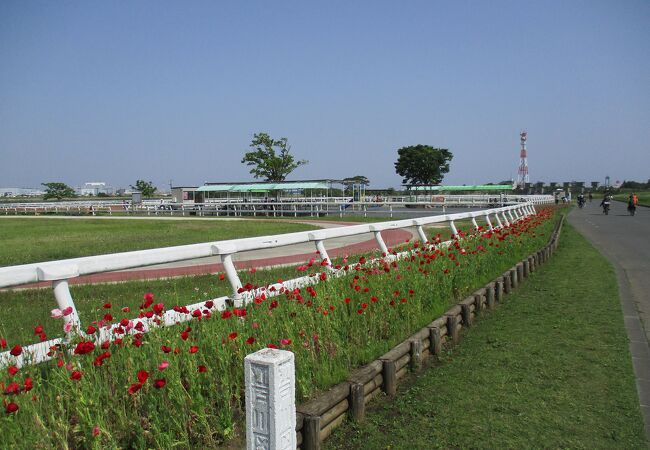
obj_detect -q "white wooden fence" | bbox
[0,195,552,218]
[0,201,551,369]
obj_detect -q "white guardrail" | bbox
[0,195,552,218]
[0,201,551,368]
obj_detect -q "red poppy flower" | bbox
[221,310,232,319]
[5,402,18,414]
[219,274,226,281]
[34,325,43,335]
[267,344,278,349]
[361,303,368,309]
[128,383,142,395]
[103,303,112,309]
[152,303,164,316]
[161,345,172,353]
[228,332,238,340]
[180,331,189,341]
[70,371,82,381]
[280,339,292,346]
[93,352,111,366]
[204,300,214,309]
[198,365,208,373]
[0,338,6,349]
[9,345,22,357]
[73,341,95,355]
[7,366,18,377]
[153,378,166,389]
[246,337,256,345]
[137,370,149,384]
[233,308,247,318]
[86,325,97,335]
[103,313,113,322]
[4,382,21,395]
[189,346,199,353]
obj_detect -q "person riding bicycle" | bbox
[577,193,585,207]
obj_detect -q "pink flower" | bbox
[51,309,63,319]
[63,322,73,333]
[92,426,101,437]
[158,361,169,371]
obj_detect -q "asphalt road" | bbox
[568,200,650,439]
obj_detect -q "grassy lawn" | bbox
[0,218,319,267]
[614,191,650,207]
[327,222,645,449]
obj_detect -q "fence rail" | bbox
[0,201,551,369]
[0,195,553,218]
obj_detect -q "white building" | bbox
[0,187,46,197]
[78,182,113,196]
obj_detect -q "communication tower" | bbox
[516,131,529,188]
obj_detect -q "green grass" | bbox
[0,218,319,267]
[326,222,645,449]
[614,192,650,207]
[0,211,556,448]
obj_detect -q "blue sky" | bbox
[1,0,648,189]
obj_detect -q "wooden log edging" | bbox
[295,215,565,449]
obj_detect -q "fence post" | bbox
[245,348,296,450]
[415,224,428,243]
[494,214,503,229]
[215,248,244,307]
[449,220,458,238]
[369,227,389,256]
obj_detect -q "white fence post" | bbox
[449,220,458,238]
[245,348,296,450]
[485,213,494,230]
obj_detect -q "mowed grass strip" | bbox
[0,218,318,266]
[327,223,645,449]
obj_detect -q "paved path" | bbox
[568,201,650,440]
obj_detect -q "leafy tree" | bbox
[394,145,453,186]
[130,180,157,197]
[342,175,370,186]
[242,133,308,182]
[42,182,76,200]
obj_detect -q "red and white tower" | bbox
[516,130,529,188]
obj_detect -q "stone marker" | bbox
[245,348,296,450]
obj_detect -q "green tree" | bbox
[394,145,453,186]
[342,175,370,187]
[42,182,76,200]
[242,132,308,182]
[130,180,157,197]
